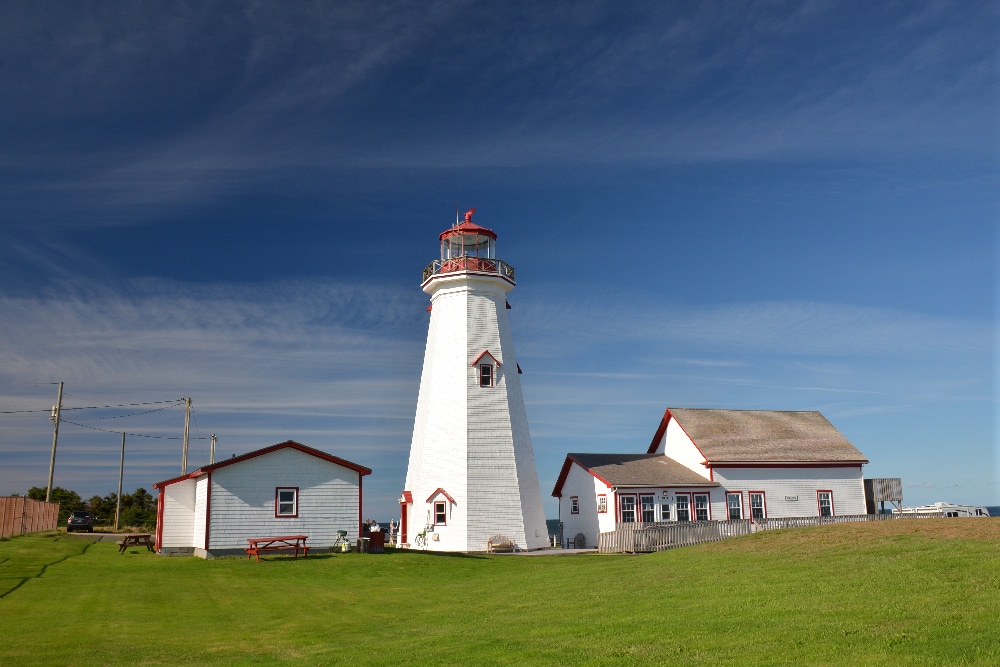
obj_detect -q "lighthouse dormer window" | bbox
[479,363,493,387]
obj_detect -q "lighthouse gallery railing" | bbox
[423,257,515,283]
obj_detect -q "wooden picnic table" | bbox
[245,535,310,562]
[118,533,155,554]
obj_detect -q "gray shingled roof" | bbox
[570,453,718,487]
[668,408,868,463]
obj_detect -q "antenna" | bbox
[455,204,459,227]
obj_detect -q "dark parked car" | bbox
[67,510,93,533]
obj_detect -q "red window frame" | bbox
[693,493,711,521]
[619,494,637,523]
[570,496,579,514]
[817,490,834,517]
[275,487,299,518]
[479,363,493,387]
[433,500,447,525]
[597,494,607,513]
[749,491,767,520]
[674,492,692,522]
[726,492,744,520]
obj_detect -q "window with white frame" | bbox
[640,494,655,523]
[597,495,607,513]
[749,492,766,520]
[675,494,690,522]
[817,491,833,517]
[276,487,298,518]
[620,495,637,523]
[570,496,579,514]
[434,501,447,525]
[694,493,710,521]
[727,493,743,520]
[660,502,671,521]
[479,363,493,387]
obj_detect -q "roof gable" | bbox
[552,453,718,496]
[153,440,372,489]
[649,408,868,464]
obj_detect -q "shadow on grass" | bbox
[249,548,488,563]
[0,536,98,599]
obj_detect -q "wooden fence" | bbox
[598,512,945,554]
[0,497,61,538]
[598,520,752,553]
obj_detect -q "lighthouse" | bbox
[399,208,548,551]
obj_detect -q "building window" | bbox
[620,495,637,523]
[434,501,447,525]
[570,496,579,514]
[675,494,690,522]
[694,493,710,521]
[479,364,493,387]
[749,492,766,520]
[660,502,671,521]
[276,487,298,518]
[640,494,655,523]
[727,493,743,520]
[817,491,834,517]
[597,495,607,513]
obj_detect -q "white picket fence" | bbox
[597,512,943,554]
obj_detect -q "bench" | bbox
[245,535,310,562]
[487,535,516,553]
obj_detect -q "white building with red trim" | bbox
[400,210,547,552]
[152,440,371,558]
[553,408,868,548]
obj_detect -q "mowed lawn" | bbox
[1,521,997,666]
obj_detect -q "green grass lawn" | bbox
[1,520,997,666]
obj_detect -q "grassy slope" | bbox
[0,520,997,666]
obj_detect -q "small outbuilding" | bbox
[153,440,371,558]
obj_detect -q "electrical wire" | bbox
[0,399,185,415]
[61,418,209,440]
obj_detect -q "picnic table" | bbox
[245,535,310,562]
[117,533,155,554]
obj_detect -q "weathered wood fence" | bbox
[598,520,752,553]
[0,497,60,538]
[598,512,945,553]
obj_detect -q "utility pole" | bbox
[45,382,64,503]
[210,434,217,464]
[181,397,191,474]
[115,432,125,531]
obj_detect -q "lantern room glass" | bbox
[441,232,495,260]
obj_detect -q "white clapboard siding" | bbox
[207,447,360,551]
[160,479,196,547]
[192,475,208,549]
[713,466,866,517]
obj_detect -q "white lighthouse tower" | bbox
[400,208,548,551]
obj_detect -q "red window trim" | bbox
[693,492,711,521]
[433,500,447,525]
[479,363,494,387]
[817,490,835,517]
[726,491,744,520]
[749,490,767,520]
[619,493,638,523]
[597,494,607,514]
[570,496,579,514]
[275,486,299,518]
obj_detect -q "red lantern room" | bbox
[422,208,515,285]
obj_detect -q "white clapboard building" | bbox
[400,209,548,551]
[153,440,371,558]
[554,408,869,548]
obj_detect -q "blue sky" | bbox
[1,1,996,518]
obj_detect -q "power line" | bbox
[61,418,209,440]
[0,398,185,415]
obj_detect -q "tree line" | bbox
[25,486,156,529]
